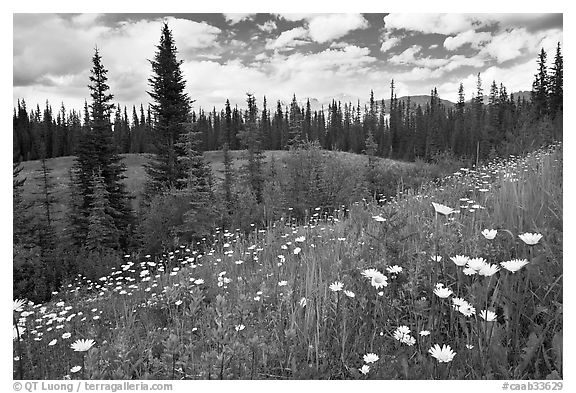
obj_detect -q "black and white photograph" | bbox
[12,8,564,384]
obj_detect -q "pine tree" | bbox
[173,122,216,238]
[85,171,120,252]
[72,47,133,249]
[239,93,265,204]
[549,42,563,118]
[145,22,191,197]
[531,48,549,119]
[288,94,303,146]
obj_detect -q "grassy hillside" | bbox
[19,150,416,222]
[13,143,562,380]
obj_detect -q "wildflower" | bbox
[295,236,306,243]
[432,202,455,216]
[386,265,403,274]
[363,353,379,363]
[403,336,416,346]
[458,303,476,317]
[361,268,381,279]
[450,255,469,267]
[235,260,244,265]
[431,255,442,262]
[371,273,388,289]
[344,290,355,298]
[329,281,344,292]
[518,233,543,245]
[70,339,95,352]
[500,259,530,273]
[419,330,431,336]
[235,324,245,332]
[175,300,183,306]
[479,263,500,277]
[479,310,497,322]
[194,279,205,285]
[428,344,456,363]
[62,332,71,339]
[372,215,386,222]
[299,297,307,307]
[466,344,474,350]
[278,281,288,287]
[70,366,82,373]
[462,267,477,276]
[359,364,370,375]
[13,299,26,312]
[293,247,302,255]
[481,229,497,240]
[433,284,453,298]
[49,339,57,346]
[253,296,261,301]
[467,257,487,271]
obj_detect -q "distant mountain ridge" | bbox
[301,91,531,113]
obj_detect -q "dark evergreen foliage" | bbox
[144,23,191,197]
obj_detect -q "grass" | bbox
[13,143,562,380]
[19,149,417,229]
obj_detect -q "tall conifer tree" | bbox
[145,23,191,197]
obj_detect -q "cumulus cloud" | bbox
[389,45,422,65]
[380,32,402,53]
[443,30,492,51]
[258,20,277,33]
[307,14,369,43]
[223,14,256,24]
[275,13,369,43]
[384,14,479,35]
[265,27,310,50]
[476,27,561,63]
[437,59,537,102]
[177,45,380,108]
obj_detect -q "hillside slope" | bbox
[13,143,562,380]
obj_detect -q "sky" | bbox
[13,13,563,114]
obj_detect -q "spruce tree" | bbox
[531,48,549,119]
[72,47,133,249]
[239,93,265,204]
[145,22,191,197]
[173,122,216,238]
[85,171,120,252]
[549,42,563,118]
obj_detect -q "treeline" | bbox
[13,44,562,165]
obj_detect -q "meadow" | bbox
[13,143,562,380]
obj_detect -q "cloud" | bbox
[443,30,492,51]
[307,14,369,43]
[276,13,314,22]
[437,59,538,102]
[380,32,402,53]
[476,27,562,63]
[265,27,309,50]
[258,20,277,33]
[13,14,221,89]
[384,14,479,35]
[389,45,422,65]
[275,13,369,43]
[223,13,256,24]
